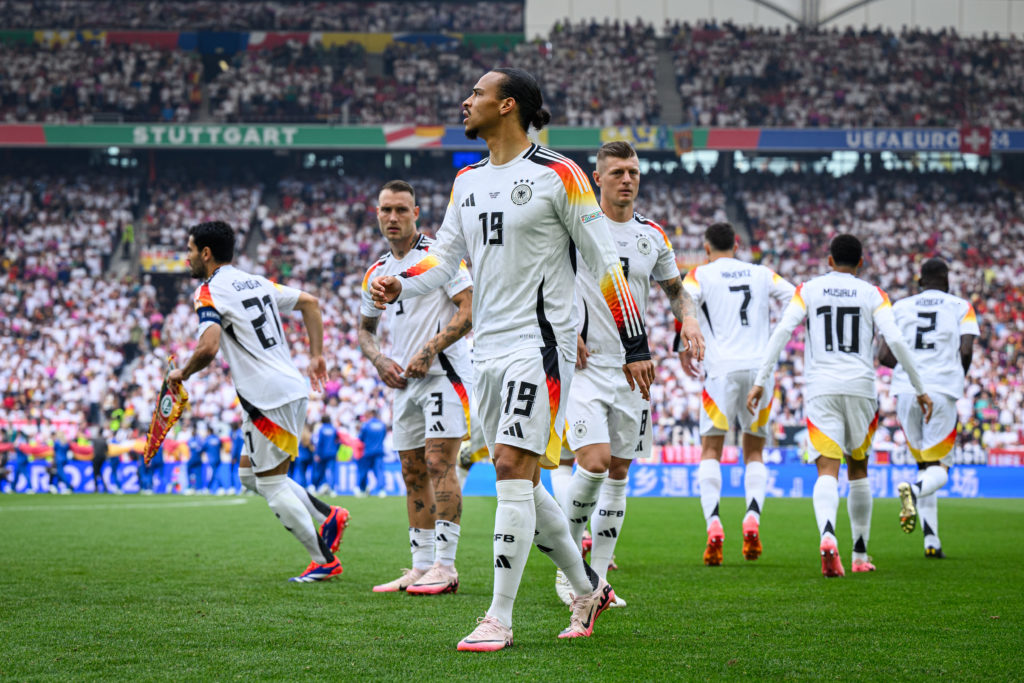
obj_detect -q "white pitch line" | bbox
[0,498,250,512]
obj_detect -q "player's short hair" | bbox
[919,257,950,288]
[379,179,415,203]
[492,67,551,132]
[704,222,735,252]
[596,141,637,164]
[830,234,862,267]
[189,221,235,263]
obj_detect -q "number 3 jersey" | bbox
[394,144,649,365]
[754,271,925,401]
[359,233,473,379]
[576,213,679,367]
[889,290,978,400]
[682,257,795,378]
[193,264,309,410]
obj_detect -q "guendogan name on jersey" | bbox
[232,279,263,291]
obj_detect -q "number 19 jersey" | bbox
[683,257,795,378]
[193,264,309,410]
[890,290,979,400]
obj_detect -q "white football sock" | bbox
[847,477,872,562]
[813,475,839,545]
[238,466,258,494]
[409,527,435,570]
[698,459,722,528]
[257,474,331,564]
[590,477,627,581]
[919,492,941,550]
[550,461,574,514]
[487,479,535,628]
[434,519,460,567]
[744,461,767,523]
[533,483,599,597]
[287,477,328,525]
[913,466,948,498]
[565,466,606,548]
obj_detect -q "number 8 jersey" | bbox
[754,271,926,401]
[193,264,309,410]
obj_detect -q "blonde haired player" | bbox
[682,222,795,566]
[746,234,933,577]
[878,258,977,558]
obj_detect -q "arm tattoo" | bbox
[660,277,696,322]
[420,288,473,358]
[358,315,383,366]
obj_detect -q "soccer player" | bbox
[359,179,473,596]
[168,221,348,582]
[557,141,704,605]
[877,258,977,558]
[681,222,795,566]
[746,234,933,577]
[371,68,653,650]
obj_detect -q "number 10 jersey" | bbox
[193,264,309,410]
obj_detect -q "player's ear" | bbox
[592,169,601,187]
[413,206,420,220]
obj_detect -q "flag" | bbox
[143,357,189,465]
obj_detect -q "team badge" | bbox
[511,179,534,205]
[572,421,588,439]
[636,235,652,255]
[159,395,174,418]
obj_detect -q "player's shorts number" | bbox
[504,381,538,417]
[430,392,443,416]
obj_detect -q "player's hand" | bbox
[576,335,588,370]
[405,349,433,379]
[374,357,408,389]
[679,350,702,379]
[917,393,934,423]
[167,368,184,389]
[746,386,764,416]
[308,354,327,392]
[370,275,402,310]
[679,315,705,364]
[622,359,655,401]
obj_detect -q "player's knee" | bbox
[238,466,259,494]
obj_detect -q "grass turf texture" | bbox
[1,495,1022,681]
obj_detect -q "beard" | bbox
[464,125,479,140]
[189,263,205,279]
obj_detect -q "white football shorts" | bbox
[700,369,774,438]
[564,362,651,460]
[805,395,878,462]
[241,397,307,473]
[391,373,471,451]
[896,393,957,466]
[474,346,573,467]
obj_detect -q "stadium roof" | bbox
[752,0,878,27]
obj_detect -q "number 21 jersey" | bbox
[193,264,309,410]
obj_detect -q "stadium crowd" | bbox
[0,0,524,32]
[4,161,1021,492]
[671,22,1024,128]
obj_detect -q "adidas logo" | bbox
[437,533,448,542]
[570,517,588,524]
[598,528,618,538]
[495,555,511,569]
[635,440,643,452]
[461,193,476,207]
[429,421,445,433]
[501,422,524,438]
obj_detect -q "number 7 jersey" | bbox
[193,264,309,410]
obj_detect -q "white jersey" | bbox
[360,233,473,380]
[890,290,979,399]
[754,271,925,401]
[395,144,649,364]
[577,212,679,366]
[683,257,795,378]
[193,264,308,410]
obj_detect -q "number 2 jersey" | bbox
[193,264,309,410]
[889,290,979,400]
[682,257,795,378]
[577,212,679,367]
[394,143,649,364]
[754,271,925,401]
[359,233,473,379]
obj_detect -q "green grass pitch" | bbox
[1,494,1022,681]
